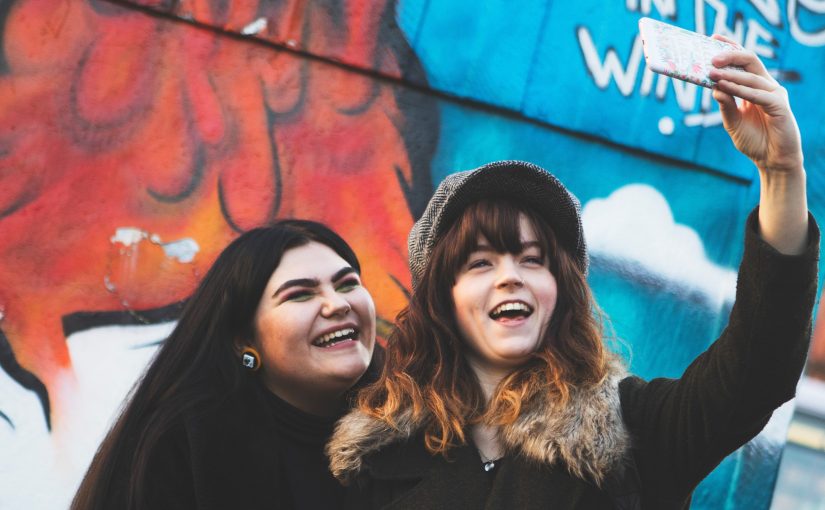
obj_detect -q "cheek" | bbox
[452,287,484,341]
[354,292,377,347]
[452,279,483,313]
[253,313,276,353]
[451,286,471,327]
[359,291,377,320]
[541,279,559,318]
[254,309,301,354]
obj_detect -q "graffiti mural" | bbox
[1,0,823,508]
[0,0,437,506]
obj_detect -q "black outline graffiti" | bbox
[61,300,187,337]
[66,34,161,151]
[147,143,207,203]
[0,410,13,430]
[0,329,51,430]
[0,186,38,221]
[379,2,438,220]
[0,0,18,75]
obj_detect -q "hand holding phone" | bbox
[639,17,742,88]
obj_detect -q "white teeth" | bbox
[491,302,531,316]
[315,328,356,346]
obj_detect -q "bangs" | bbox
[439,199,555,280]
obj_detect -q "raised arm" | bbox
[709,35,808,255]
[618,42,818,506]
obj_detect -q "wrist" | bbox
[758,164,806,188]
[757,165,808,255]
[756,151,805,175]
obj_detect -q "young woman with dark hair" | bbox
[72,220,379,510]
[328,41,818,508]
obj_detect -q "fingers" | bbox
[713,79,788,115]
[711,47,772,80]
[711,33,742,49]
[708,58,776,107]
[712,87,740,128]
[707,36,787,113]
[712,87,737,111]
[709,66,776,92]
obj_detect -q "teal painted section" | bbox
[398,0,825,184]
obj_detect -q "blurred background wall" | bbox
[1,0,823,508]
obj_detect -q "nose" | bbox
[495,257,524,290]
[321,289,352,317]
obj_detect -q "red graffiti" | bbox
[0,0,433,418]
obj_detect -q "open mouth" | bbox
[312,327,359,348]
[488,301,533,321]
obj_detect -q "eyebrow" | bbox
[471,241,543,252]
[272,266,357,297]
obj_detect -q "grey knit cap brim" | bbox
[408,160,587,289]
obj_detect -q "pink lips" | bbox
[319,338,359,351]
[493,315,530,326]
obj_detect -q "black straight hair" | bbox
[72,219,362,510]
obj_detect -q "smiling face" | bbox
[451,215,558,380]
[251,241,376,415]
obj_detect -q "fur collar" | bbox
[327,357,629,487]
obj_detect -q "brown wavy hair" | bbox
[358,199,610,454]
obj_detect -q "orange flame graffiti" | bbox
[0,0,436,425]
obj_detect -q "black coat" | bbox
[133,345,384,510]
[139,380,293,510]
[329,211,820,510]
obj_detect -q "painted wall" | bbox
[0,0,822,508]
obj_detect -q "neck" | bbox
[471,422,503,462]
[262,377,347,417]
[466,356,513,402]
[465,357,510,461]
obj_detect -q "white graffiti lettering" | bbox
[671,77,699,111]
[626,0,677,17]
[789,0,825,46]
[578,27,644,96]
[579,26,719,126]
[580,27,704,113]
[695,0,745,39]
[750,0,782,26]
[745,18,778,57]
[578,0,816,132]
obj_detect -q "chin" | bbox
[333,358,371,382]
[494,348,539,367]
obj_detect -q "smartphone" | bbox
[638,17,742,88]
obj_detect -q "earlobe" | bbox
[240,346,262,371]
[234,338,261,372]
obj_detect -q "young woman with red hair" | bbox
[328,40,817,509]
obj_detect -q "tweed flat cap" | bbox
[408,160,587,289]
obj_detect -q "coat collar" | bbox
[327,356,629,487]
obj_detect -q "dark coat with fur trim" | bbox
[328,211,819,510]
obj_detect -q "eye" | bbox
[284,290,314,302]
[336,277,361,293]
[467,258,492,270]
[522,255,545,266]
